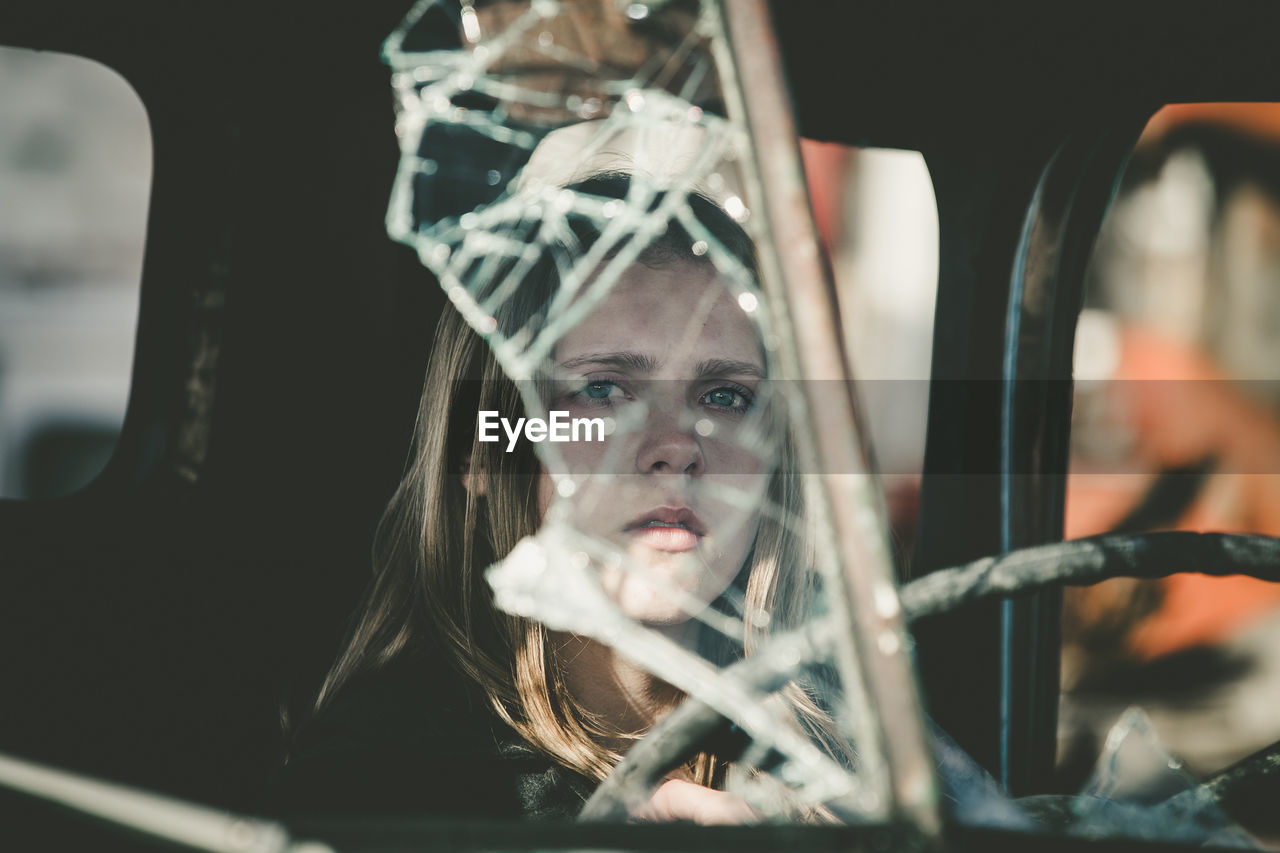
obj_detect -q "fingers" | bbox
[631,779,760,825]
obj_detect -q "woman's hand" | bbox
[630,779,760,825]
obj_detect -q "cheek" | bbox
[700,450,769,572]
[704,414,768,467]
[711,505,761,577]
[544,432,630,486]
[535,433,617,522]
[702,437,767,500]
[559,433,612,470]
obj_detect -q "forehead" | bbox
[554,259,763,371]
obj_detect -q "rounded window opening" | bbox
[802,141,939,572]
[1063,103,1280,790]
[0,47,150,499]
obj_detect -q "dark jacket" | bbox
[271,654,595,820]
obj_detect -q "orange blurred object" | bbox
[1143,103,1280,147]
[1067,326,1280,660]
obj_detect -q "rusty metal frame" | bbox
[711,0,940,835]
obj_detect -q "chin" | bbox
[598,547,740,627]
[604,573,702,626]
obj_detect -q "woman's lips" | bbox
[623,507,707,552]
[626,521,701,552]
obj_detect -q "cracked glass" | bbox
[381,0,916,824]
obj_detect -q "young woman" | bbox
[275,175,825,822]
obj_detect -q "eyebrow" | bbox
[558,352,764,378]
[559,352,657,373]
[695,358,765,379]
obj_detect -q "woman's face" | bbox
[539,257,766,629]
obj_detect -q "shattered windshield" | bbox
[381,0,932,826]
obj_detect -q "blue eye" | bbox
[701,385,753,412]
[569,378,629,408]
[583,381,617,399]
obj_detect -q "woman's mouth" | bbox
[623,507,707,552]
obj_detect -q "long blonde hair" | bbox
[316,176,824,786]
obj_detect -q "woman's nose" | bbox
[635,416,705,476]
